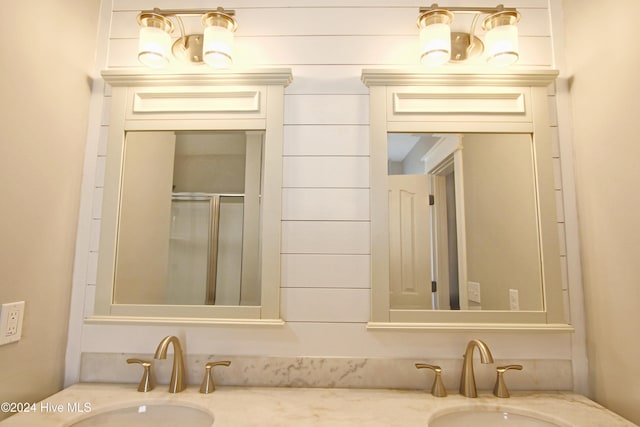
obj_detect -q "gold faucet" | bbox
[415,363,447,397]
[126,358,156,392]
[459,339,494,397]
[154,335,186,393]
[493,364,523,398]
[200,361,231,394]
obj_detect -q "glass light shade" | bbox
[483,11,520,67]
[138,26,172,68]
[137,13,174,68]
[417,10,454,66]
[420,23,451,66]
[485,24,519,66]
[203,25,234,68]
[202,11,237,69]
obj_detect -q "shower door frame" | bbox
[171,192,245,305]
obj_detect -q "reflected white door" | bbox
[388,174,433,309]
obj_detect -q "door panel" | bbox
[388,174,432,309]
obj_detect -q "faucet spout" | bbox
[154,335,186,393]
[459,339,494,397]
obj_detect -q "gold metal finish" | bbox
[140,7,235,19]
[482,10,521,31]
[417,4,520,64]
[137,7,237,66]
[459,339,494,397]
[137,12,174,33]
[172,35,205,64]
[154,335,186,393]
[450,32,484,61]
[126,358,156,392]
[199,360,231,394]
[207,196,221,305]
[493,364,523,398]
[419,4,518,16]
[415,363,447,397]
[417,8,454,29]
[202,8,238,32]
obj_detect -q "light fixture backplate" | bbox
[450,32,484,62]
[172,34,206,64]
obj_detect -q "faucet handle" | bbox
[493,364,523,398]
[199,361,231,394]
[415,363,447,397]
[127,358,156,392]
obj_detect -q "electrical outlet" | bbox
[0,301,25,346]
[509,289,520,311]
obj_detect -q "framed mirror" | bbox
[362,68,572,330]
[388,132,542,312]
[90,69,292,324]
[114,130,263,307]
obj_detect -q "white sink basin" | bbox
[68,403,214,427]
[430,408,563,427]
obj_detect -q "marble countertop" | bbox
[1,383,636,426]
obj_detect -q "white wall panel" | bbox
[556,189,565,222]
[285,66,369,95]
[107,36,552,68]
[89,219,101,252]
[283,157,369,188]
[98,126,109,157]
[282,188,369,221]
[281,288,370,322]
[113,1,549,12]
[283,126,369,156]
[548,95,559,126]
[87,252,99,286]
[560,256,569,292]
[551,127,560,158]
[91,188,103,220]
[557,223,567,256]
[101,98,111,126]
[282,221,370,254]
[553,158,563,190]
[94,156,106,188]
[284,95,368,125]
[281,254,370,288]
[83,285,96,318]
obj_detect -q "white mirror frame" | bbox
[362,68,572,331]
[89,68,292,325]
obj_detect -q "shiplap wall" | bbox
[67,0,577,383]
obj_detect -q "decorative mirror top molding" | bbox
[90,68,292,326]
[102,68,293,87]
[361,67,559,88]
[361,68,572,332]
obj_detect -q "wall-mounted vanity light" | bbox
[137,7,238,69]
[417,3,520,66]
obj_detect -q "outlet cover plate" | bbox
[0,301,25,345]
[468,281,481,304]
[509,289,520,311]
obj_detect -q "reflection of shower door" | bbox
[167,194,244,305]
